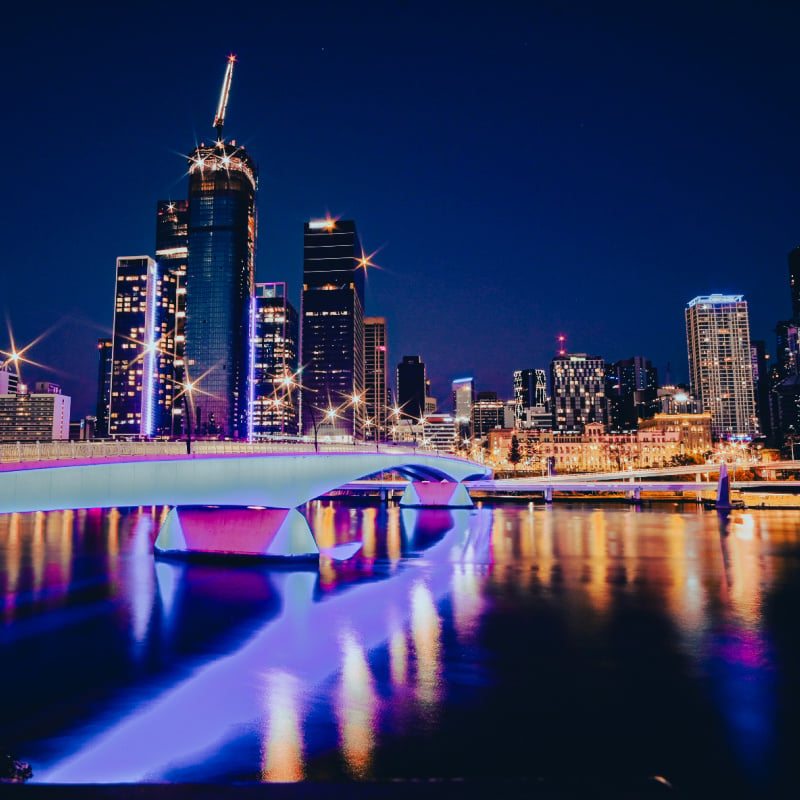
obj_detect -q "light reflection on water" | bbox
[0,502,798,790]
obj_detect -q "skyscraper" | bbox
[397,355,426,422]
[109,256,178,438]
[184,56,256,439]
[550,353,607,432]
[452,377,474,444]
[605,356,658,431]
[301,219,365,441]
[513,368,547,427]
[365,318,388,441]
[685,294,758,440]
[95,338,112,438]
[250,283,299,439]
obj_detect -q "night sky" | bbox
[4,0,800,418]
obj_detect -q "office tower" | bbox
[606,356,658,431]
[550,353,607,432]
[513,369,547,427]
[250,283,298,438]
[452,376,474,444]
[397,355,426,421]
[789,246,800,320]
[775,320,799,379]
[155,199,188,435]
[0,367,19,395]
[184,57,256,439]
[95,338,112,438]
[685,294,758,440]
[109,256,178,438]
[421,414,456,452]
[365,318,388,441]
[750,340,771,441]
[472,391,505,438]
[0,383,70,442]
[301,219,365,441]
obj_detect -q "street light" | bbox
[183,380,196,455]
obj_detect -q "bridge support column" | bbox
[544,487,553,504]
[399,480,473,508]
[628,486,642,505]
[154,506,319,562]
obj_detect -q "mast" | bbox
[213,54,237,142]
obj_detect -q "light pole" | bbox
[182,380,195,455]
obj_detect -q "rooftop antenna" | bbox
[557,334,567,356]
[213,54,237,142]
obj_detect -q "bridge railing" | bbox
[0,439,481,465]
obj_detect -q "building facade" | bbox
[685,294,758,440]
[109,256,177,438]
[300,219,365,441]
[513,368,548,427]
[397,355,426,421]
[184,140,256,439]
[452,377,474,445]
[249,283,299,439]
[550,353,608,432]
[605,356,658,431]
[95,338,112,438]
[365,318,388,441]
[472,391,505,439]
[0,383,70,442]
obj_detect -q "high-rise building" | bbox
[0,367,19,395]
[249,283,298,439]
[184,57,256,439]
[789,246,800,320]
[0,382,70,442]
[472,391,505,439]
[397,355,426,422]
[775,320,799,380]
[513,369,547,427]
[155,199,188,435]
[550,353,607,432]
[685,294,758,440]
[301,218,365,441]
[95,338,112,438]
[606,356,658,431]
[109,256,178,438]
[452,377,474,444]
[750,340,771,441]
[365,318,388,441]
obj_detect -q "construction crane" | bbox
[213,54,237,142]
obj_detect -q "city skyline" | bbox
[4,2,800,416]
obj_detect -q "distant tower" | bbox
[789,246,800,320]
[451,376,474,443]
[301,218,365,441]
[249,283,299,438]
[605,356,658,431]
[550,353,607,432]
[365,318,388,441]
[513,368,547,427]
[184,55,256,439]
[397,355,426,422]
[685,294,758,440]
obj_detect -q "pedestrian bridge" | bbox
[0,451,490,514]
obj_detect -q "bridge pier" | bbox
[544,487,553,504]
[154,506,320,562]
[399,480,473,508]
[627,486,642,505]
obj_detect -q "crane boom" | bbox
[213,54,237,140]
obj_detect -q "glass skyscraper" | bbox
[184,140,256,439]
[301,219,365,441]
[250,282,299,439]
[365,318,388,441]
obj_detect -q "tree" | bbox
[508,435,522,474]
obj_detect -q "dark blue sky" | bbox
[4,1,800,416]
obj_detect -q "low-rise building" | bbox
[0,383,71,442]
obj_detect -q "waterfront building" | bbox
[472,391,505,439]
[550,353,608,432]
[638,413,713,458]
[155,199,188,436]
[301,218,365,441]
[365,318,388,440]
[249,283,298,439]
[95,338,112,438]
[0,382,70,442]
[685,294,758,440]
[397,355,426,422]
[109,256,178,438]
[606,356,658,431]
[452,377,474,445]
[513,369,547,427]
